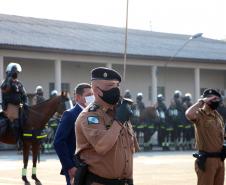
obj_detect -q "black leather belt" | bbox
[199,151,222,158]
[87,171,133,185]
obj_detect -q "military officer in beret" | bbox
[186,88,225,185]
[75,67,139,185]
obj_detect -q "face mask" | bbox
[209,100,220,110]
[98,87,120,105]
[12,73,17,79]
[85,95,95,105]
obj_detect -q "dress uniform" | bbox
[186,89,225,185]
[75,67,139,185]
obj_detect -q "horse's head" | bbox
[56,91,73,114]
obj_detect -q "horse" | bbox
[131,105,158,151]
[0,92,72,185]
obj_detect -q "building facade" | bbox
[1,14,226,107]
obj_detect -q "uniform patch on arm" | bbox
[87,116,99,125]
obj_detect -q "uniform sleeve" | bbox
[20,84,28,104]
[0,77,11,92]
[78,113,122,155]
[134,135,140,152]
[54,111,76,171]
[188,108,203,125]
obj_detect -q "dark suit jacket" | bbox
[54,104,83,174]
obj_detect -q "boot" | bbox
[11,119,22,150]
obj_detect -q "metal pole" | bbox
[122,0,129,92]
[168,33,203,64]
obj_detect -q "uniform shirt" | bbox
[1,77,27,108]
[190,107,224,152]
[75,103,139,179]
[33,95,45,105]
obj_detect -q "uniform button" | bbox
[124,146,127,149]
[126,160,129,163]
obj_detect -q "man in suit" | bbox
[54,83,93,185]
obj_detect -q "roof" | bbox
[0,14,226,62]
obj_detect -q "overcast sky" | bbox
[1,0,226,40]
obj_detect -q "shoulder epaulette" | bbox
[88,103,100,112]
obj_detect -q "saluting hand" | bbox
[202,96,219,104]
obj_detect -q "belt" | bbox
[199,151,222,158]
[87,171,133,185]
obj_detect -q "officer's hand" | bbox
[115,99,133,124]
[68,167,77,185]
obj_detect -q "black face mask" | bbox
[209,100,220,110]
[12,73,17,79]
[98,87,120,105]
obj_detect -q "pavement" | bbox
[0,150,198,185]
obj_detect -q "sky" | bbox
[0,0,226,40]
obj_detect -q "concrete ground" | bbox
[0,150,199,185]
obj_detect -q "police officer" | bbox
[174,90,183,110]
[172,90,184,149]
[183,93,193,108]
[136,92,145,113]
[50,90,58,98]
[33,86,45,105]
[186,89,225,185]
[0,62,27,143]
[124,89,132,99]
[156,94,168,149]
[75,67,139,185]
[182,93,194,149]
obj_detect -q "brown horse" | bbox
[0,92,72,185]
[132,105,159,150]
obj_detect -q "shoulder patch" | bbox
[87,116,99,124]
[88,104,100,112]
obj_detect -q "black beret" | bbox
[202,88,221,98]
[91,67,121,82]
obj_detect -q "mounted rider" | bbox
[32,85,46,105]
[0,63,28,143]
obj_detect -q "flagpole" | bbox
[122,0,129,93]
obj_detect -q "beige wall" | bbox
[200,69,225,90]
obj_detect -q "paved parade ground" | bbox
[0,150,198,185]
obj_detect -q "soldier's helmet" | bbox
[6,63,22,78]
[184,93,192,101]
[124,89,132,99]
[174,90,182,99]
[136,92,143,101]
[50,90,58,97]
[157,94,164,102]
[36,86,43,95]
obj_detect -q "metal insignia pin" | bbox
[103,72,107,78]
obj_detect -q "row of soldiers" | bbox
[25,84,226,152]
[124,90,197,150]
